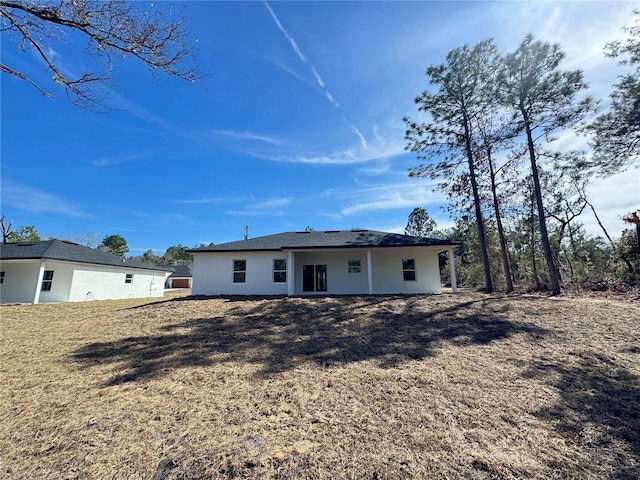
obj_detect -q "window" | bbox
[233,260,246,283]
[0,272,4,284]
[348,260,361,273]
[125,273,133,284]
[402,259,416,281]
[41,270,54,291]
[273,259,287,283]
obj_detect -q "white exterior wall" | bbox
[0,260,41,303]
[191,246,444,296]
[38,261,75,303]
[68,265,165,302]
[0,259,166,304]
[293,247,441,295]
[192,251,288,296]
[369,246,441,294]
[292,250,370,295]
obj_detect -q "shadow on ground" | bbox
[72,295,547,386]
[525,351,640,479]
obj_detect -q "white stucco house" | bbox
[188,229,459,296]
[0,239,172,304]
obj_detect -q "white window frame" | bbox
[402,259,416,281]
[0,271,4,284]
[273,259,287,283]
[125,273,133,284]
[348,260,361,273]
[41,270,54,291]
[233,259,246,283]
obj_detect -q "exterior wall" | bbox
[0,259,166,304]
[0,260,41,303]
[38,261,75,303]
[68,265,166,302]
[192,251,289,296]
[191,246,444,296]
[292,250,370,295]
[369,246,441,294]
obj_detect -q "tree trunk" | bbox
[522,117,561,295]
[463,115,494,293]
[487,148,513,293]
[529,195,541,290]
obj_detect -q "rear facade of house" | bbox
[189,230,458,296]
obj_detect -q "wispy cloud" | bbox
[256,126,405,165]
[227,196,292,216]
[174,194,256,205]
[211,129,282,146]
[92,150,160,167]
[1,181,92,218]
[338,184,442,216]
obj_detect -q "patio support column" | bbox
[33,261,46,304]
[367,249,373,295]
[287,250,294,296]
[448,247,457,293]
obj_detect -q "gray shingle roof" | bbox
[0,240,172,272]
[188,229,458,252]
[168,264,192,278]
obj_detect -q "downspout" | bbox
[33,261,45,304]
[367,249,373,295]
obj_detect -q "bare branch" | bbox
[0,0,202,108]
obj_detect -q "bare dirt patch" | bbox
[1,290,639,479]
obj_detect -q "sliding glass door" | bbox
[302,264,327,292]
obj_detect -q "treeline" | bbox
[407,207,639,293]
[404,12,639,294]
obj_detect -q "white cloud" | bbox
[584,170,640,238]
[339,184,442,216]
[2,181,92,218]
[227,196,292,216]
[211,129,282,146]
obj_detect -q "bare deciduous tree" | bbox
[1,0,201,108]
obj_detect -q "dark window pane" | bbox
[233,260,246,272]
[274,259,286,271]
[233,272,246,283]
[402,259,415,270]
[403,271,416,281]
[274,271,287,283]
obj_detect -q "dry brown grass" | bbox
[1,290,639,479]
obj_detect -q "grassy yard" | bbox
[1,290,639,479]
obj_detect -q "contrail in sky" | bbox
[263,1,368,149]
[263,0,340,107]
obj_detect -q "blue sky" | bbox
[2,1,639,255]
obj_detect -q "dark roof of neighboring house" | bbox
[168,264,192,278]
[188,229,459,253]
[0,240,172,272]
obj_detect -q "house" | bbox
[0,239,172,304]
[166,264,192,289]
[188,229,459,296]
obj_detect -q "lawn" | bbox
[1,290,639,479]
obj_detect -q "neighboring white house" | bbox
[188,229,459,296]
[0,239,172,304]
[165,264,192,289]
